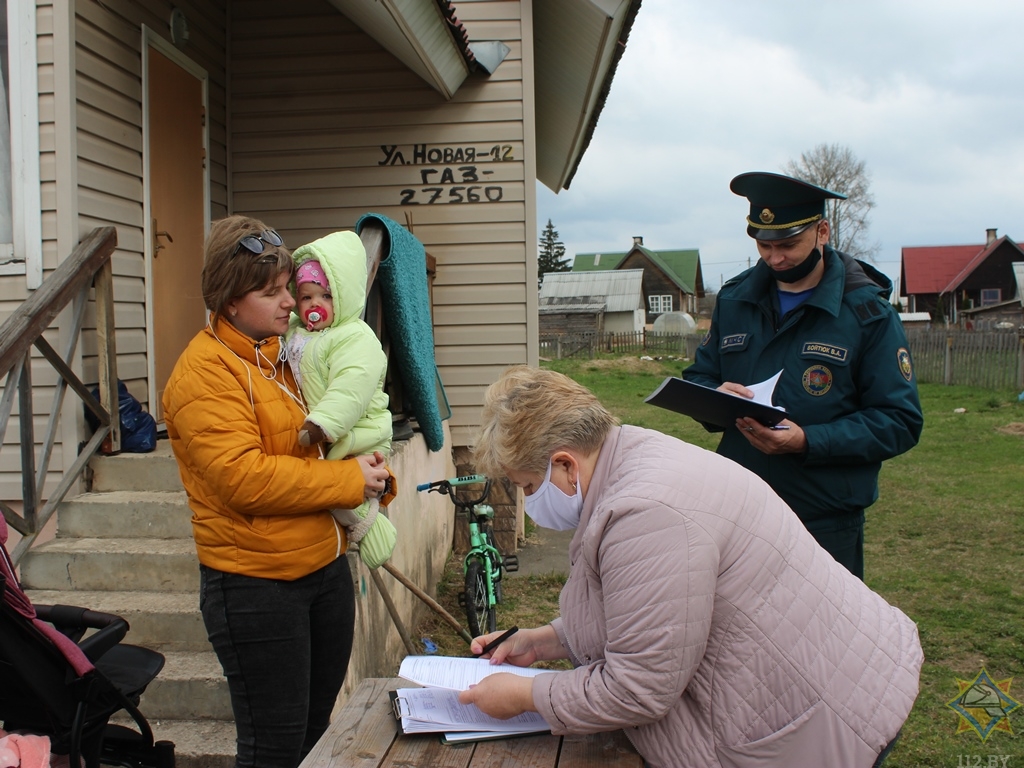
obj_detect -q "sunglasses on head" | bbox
[232,229,284,258]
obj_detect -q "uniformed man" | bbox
[683,171,923,579]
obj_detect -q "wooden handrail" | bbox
[0,226,119,563]
[0,227,117,376]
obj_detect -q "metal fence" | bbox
[540,329,1024,391]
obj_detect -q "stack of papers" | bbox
[394,655,551,742]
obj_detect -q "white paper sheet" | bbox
[398,655,548,691]
[744,370,785,410]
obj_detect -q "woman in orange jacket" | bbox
[163,215,395,768]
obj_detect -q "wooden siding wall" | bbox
[0,1,229,501]
[228,0,533,448]
[73,0,228,398]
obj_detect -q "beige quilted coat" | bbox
[531,425,922,768]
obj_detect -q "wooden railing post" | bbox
[18,352,37,531]
[94,258,120,453]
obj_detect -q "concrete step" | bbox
[143,651,232,721]
[88,440,184,493]
[25,589,209,652]
[111,717,235,768]
[20,538,199,592]
[57,491,192,539]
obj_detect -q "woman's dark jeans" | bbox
[200,558,355,768]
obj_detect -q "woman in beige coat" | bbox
[459,366,922,768]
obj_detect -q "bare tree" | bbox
[783,144,880,262]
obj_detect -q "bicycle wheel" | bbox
[464,559,496,638]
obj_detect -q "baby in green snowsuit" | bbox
[285,231,395,568]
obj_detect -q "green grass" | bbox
[415,357,1024,765]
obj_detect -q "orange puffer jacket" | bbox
[163,318,394,580]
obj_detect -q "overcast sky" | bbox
[537,0,1024,293]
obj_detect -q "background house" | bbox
[901,229,1024,327]
[574,236,705,323]
[538,268,645,335]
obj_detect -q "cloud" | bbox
[540,0,1024,289]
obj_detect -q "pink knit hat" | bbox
[295,260,330,290]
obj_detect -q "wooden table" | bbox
[300,677,644,768]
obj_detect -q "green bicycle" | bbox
[417,474,518,638]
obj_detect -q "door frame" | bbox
[141,27,211,421]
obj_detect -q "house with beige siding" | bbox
[0,0,640,503]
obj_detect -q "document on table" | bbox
[394,686,549,737]
[645,370,788,429]
[398,655,549,690]
[394,655,553,742]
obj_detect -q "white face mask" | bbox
[524,459,583,531]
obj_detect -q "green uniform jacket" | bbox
[683,246,923,521]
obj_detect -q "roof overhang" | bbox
[327,0,471,99]
[534,0,640,191]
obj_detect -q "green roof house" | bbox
[574,237,705,321]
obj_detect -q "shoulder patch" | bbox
[898,347,913,381]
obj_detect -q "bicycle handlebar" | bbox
[416,474,488,492]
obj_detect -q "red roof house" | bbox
[900,229,1024,325]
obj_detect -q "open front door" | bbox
[145,39,208,423]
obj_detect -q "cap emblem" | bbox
[759,208,775,224]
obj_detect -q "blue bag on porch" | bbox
[85,380,157,453]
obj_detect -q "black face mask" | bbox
[770,246,822,284]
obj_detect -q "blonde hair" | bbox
[201,215,293,324]
[472,365,618,477]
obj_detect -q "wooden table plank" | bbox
[380,733,471,768]
[300,678,399,768]
[469,732,561,767]
[302,678,643,768]
[559,730,643,768]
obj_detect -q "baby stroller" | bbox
[0,516,174,768]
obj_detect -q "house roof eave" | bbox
[534,0,642,192]
[327,0,473,100]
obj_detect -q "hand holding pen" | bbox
[474,626,518,658]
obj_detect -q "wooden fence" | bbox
[540,329,1024,391]
[539,331,701,360]
[905,329,1024,390]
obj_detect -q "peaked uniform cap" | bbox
[730,171,847,241]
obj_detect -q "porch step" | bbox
[143,651,232,721]
[111,717,235,768]
[25,589,207,652]
[56,491,191,539]
[19,538,198,592]
[88,441,184,493]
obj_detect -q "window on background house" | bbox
[980,288,1001,306]
[648,294,672,314]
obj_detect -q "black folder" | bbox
[644,377,787,429]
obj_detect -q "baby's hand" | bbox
[298,420,326,446]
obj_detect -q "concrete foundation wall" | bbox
[341,423,457,702]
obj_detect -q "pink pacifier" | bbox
[304,306,327,331]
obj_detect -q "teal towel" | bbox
[356,213,446,451]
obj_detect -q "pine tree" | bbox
[537,219,570,287]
